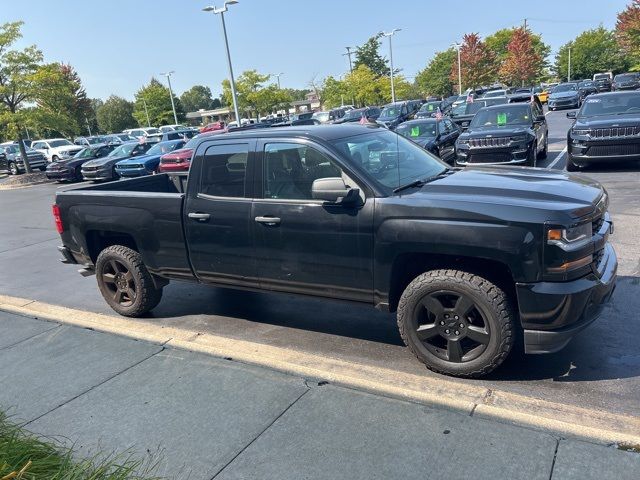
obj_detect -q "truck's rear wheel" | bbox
[397,269,515,378]
[96,245,162,317]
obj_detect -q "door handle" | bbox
[188,212,210,222]
[255,216,281,226]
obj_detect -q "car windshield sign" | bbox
[471,106,531,127]
[396,122,437,139]
[329,130,446,192]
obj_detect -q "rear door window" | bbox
[199,143,249,198]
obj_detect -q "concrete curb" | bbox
[2,293,639,447]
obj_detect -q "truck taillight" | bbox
[52,204,63,233]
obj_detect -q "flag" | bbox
[359,114,367,125]
[435,107,443,120]
[466,94,474,103]
[530,94,535,104]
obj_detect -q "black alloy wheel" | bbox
[8,162,19,175]
[101,259,137,307]
[413,290,490,363]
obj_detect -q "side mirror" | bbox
[534,115,546,123]
[566,111,577,119]
[312,177,361,206]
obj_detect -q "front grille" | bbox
[590,126,640,138]
[117,164,141,169]
[161,158,181,164]
[82,166,99,172]
[468,137,511,148]
[592,248,605,271]
[554,99,576,106]
[467,152,513,164]
[587,144,640,156]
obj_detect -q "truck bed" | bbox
[55,173,194,281]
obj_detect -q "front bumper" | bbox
[46,168,75,180]
[548,97,580,109]
[115,167,151,177]
[82,168,115,181]
[518,243,617,354]
[569,138,640,164]
[158,162,190,172]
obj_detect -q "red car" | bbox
[158,131,224,172]
[200,121,225,133]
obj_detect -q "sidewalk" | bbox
[1,309,638,480]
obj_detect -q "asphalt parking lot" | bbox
[1,109,639,422]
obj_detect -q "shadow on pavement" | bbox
[147,274,640,384]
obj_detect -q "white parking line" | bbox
[546,147,568,170]
[545,110,553,116]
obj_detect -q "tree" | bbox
[499,28,544,86]
[133,78,184,127]
[180,85,216,113]
[452,33,497,90]
[222,70,291,119]
[87,98,103,135]
[0,21,43,172]
[415,49,457,97]
[616,0,640,69]
[97,95,136,133]
[319,75,345,109]
[354,34,389,77]
[485,28,550,70]
[554,27,630,80]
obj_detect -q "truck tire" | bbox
[8,162,19,175]
[96,245,162,317]
[397,269,515,378]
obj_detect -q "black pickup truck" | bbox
[54,124,617,378]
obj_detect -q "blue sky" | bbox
[10,0,630,101]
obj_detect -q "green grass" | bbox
[0,412,164,479]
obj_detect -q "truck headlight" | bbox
[547,223,592,250]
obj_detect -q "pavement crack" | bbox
[23,346,164,428]
[0,237,58,255]
[548,438,560,480]
[0,323,61,351]
[469,404,478,416]
[210,387,311,479]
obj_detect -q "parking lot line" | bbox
[547,147,568,170]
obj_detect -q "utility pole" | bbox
[343,46,355,73]
[523,18,527,30]
[452,42,462,95]
[142,97,151,127]
[85,115,93,136]
[160,71,179,125]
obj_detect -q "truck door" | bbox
[184,140,258,288]
[251,139,374,302]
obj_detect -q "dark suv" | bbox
[376,101,415,130]
[456,102,548,167]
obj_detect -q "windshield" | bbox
[145,128,160,135]
[312,112,330,122]
[379,105,402,118]
[146,141,182,156]
[86,137,104,145]
[579,94,640,117]
[483,90,506,98]
[470,106,532,127]
[615,74,637,82]
[579,81,594,88]
[49,139,73,148]
[396,121,437,139]
[329,130,446,192]
[109,143,137,157]
[451,101,486,117]
[419,102,440,113]
[74,148,98,159]
[594,74,609,80]
[342,109,365,120]
[553,83,577,93]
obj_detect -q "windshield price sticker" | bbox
[497,113,507,126]
[428,104,434,111]
[411,126,420,137]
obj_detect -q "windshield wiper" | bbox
[393,169,453,194]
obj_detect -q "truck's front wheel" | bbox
[96,245,163,317]
[397,269,515,378]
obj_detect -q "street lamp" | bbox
[452,42,462,95]
[203,1,241,124]
[380,29,401,103]
[272,72,284,89]
[567,46,572,83]
[160,71,179,125]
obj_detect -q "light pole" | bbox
[142,97,151,127]
[160,71,179,125]
[380,29,401,103]
[272,72,284,89]
[452,42,462,95]
[203,1,241,124]
[567,46,572,83]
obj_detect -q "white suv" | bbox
[31,138,83,162]
[123,127,161,139]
